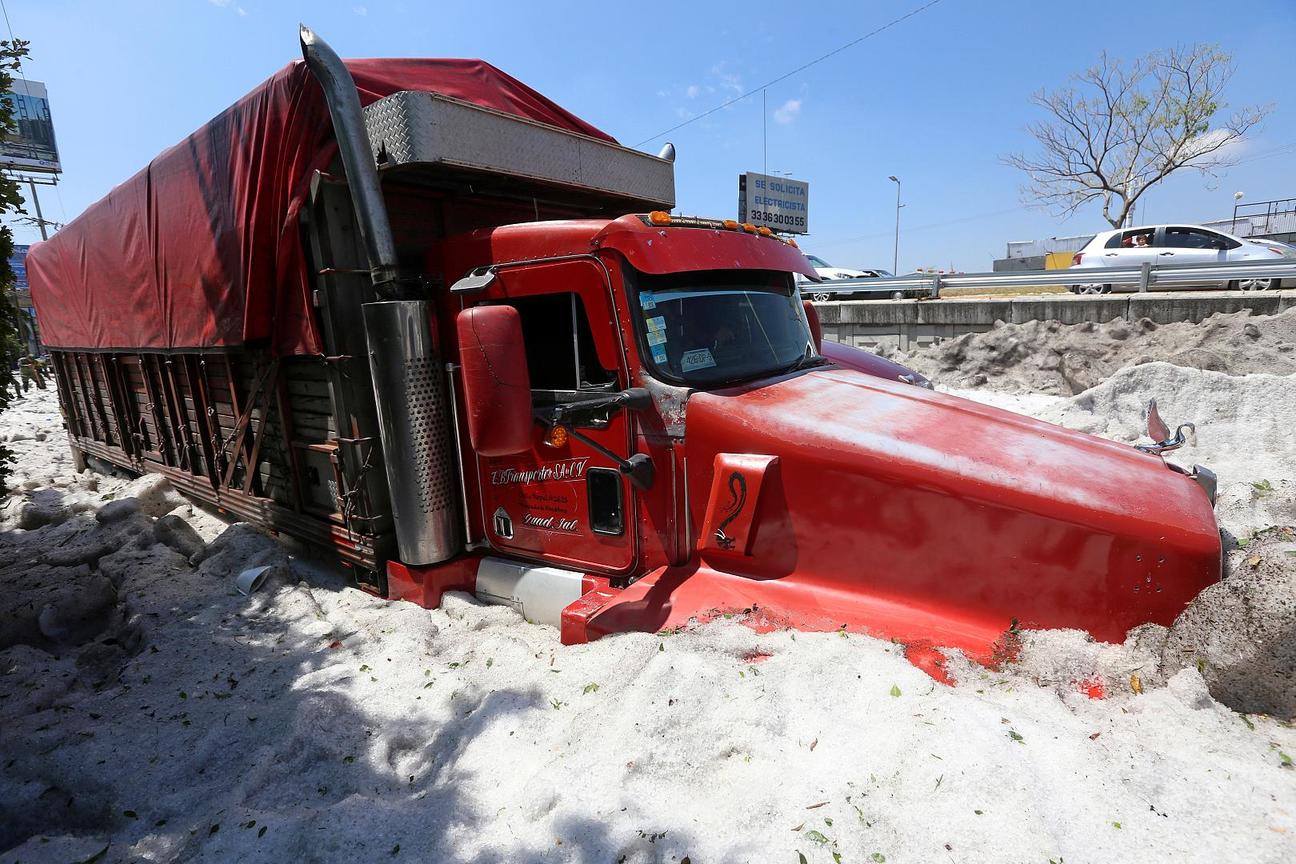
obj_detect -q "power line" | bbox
[0,0,33,103]
[1229,140,1296,167]
[813,205,1029,249]
[632,0,946,147]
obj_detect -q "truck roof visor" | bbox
[363,91,676,212]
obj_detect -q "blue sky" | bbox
[8,0,1296,271]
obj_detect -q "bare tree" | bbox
[1004,44,1269,229]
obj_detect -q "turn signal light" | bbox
[543,425,568,448]
[741,223,757,233]
[648,211,672,226]
[722,219,739,230]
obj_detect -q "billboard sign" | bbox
[10,244,28,291]
[738,171,809,234]
[1,78,61,174]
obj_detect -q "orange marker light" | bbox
[787,238,799,248]
[648,211,672,226]
[757,226,773,237]
[722,219,739,230]
[741,223,757,233]
[543,425,568,448]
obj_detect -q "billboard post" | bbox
[27,178,46,240]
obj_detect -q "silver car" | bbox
[1069,224,1294,294]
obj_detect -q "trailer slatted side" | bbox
[49,349,394,578]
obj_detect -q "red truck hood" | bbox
[679,367,1220,650]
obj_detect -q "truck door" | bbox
[470,260,637,576]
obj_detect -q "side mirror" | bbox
[456,305,533,457]
[802,299,823,353]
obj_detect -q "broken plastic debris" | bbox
[236,565,272,595]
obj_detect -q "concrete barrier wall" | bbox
[816,289,1296,351]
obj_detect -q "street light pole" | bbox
[888,175,900,274]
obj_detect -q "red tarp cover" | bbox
[27,59,613,354]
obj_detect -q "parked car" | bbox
[799,255,894,300]
[803,254,874,281]
[1069,224,1295,294]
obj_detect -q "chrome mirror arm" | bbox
[1135,423,1195,454]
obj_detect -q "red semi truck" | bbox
[27,28,1221,667]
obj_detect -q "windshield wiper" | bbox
[778,351,828,376]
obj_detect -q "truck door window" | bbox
[504,292,616,391]
[586,467,625,535]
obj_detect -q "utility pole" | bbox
[888,175,901,274]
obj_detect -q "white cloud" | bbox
[773,98,801,125]
[354,5,368,15]
[1184,128,1248,161]
[207,0,247,14]
[710,63,743,96]
[685,84,700,99]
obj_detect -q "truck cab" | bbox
[437,215,818,583]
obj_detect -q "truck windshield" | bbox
[629,269,816,387]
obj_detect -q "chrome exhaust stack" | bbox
[299,24,404,299]
[362,301,461,565]
[300,25,461,565]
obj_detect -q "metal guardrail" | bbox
[804,257,1296,300]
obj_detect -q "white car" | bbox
[803,254,877,281]
[1069,224,1294,294]
[800,255,893,300]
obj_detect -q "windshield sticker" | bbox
[651,344,668,363]
[646,315,666,333]
[640,291,657,310]
[681,348,716,372]
[646,329,667,347]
